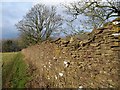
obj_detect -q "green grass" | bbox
[2,52,29,88]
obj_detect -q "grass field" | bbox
[2,52,29,88]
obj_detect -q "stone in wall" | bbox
[22,19,120,88]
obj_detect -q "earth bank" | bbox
[22,21,120,88]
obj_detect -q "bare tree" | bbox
[16,4,63,46]
[64,0,120,29]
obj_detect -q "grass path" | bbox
[2,52,29,88]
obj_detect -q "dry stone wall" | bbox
[22,22,120,88]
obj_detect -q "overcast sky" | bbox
[0,0,80,39]
[1,0,80,39]
[1,2,32,39]
[0,0,110,39]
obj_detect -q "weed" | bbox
[2,52,29,88]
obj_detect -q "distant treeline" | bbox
[0,39,26,52]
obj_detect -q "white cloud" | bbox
[0,4,2,39]
[1,2,32,39]
[0,0,32,2]
[1,0,79,5]
[33,0,79,5]
[1,0,79,2]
